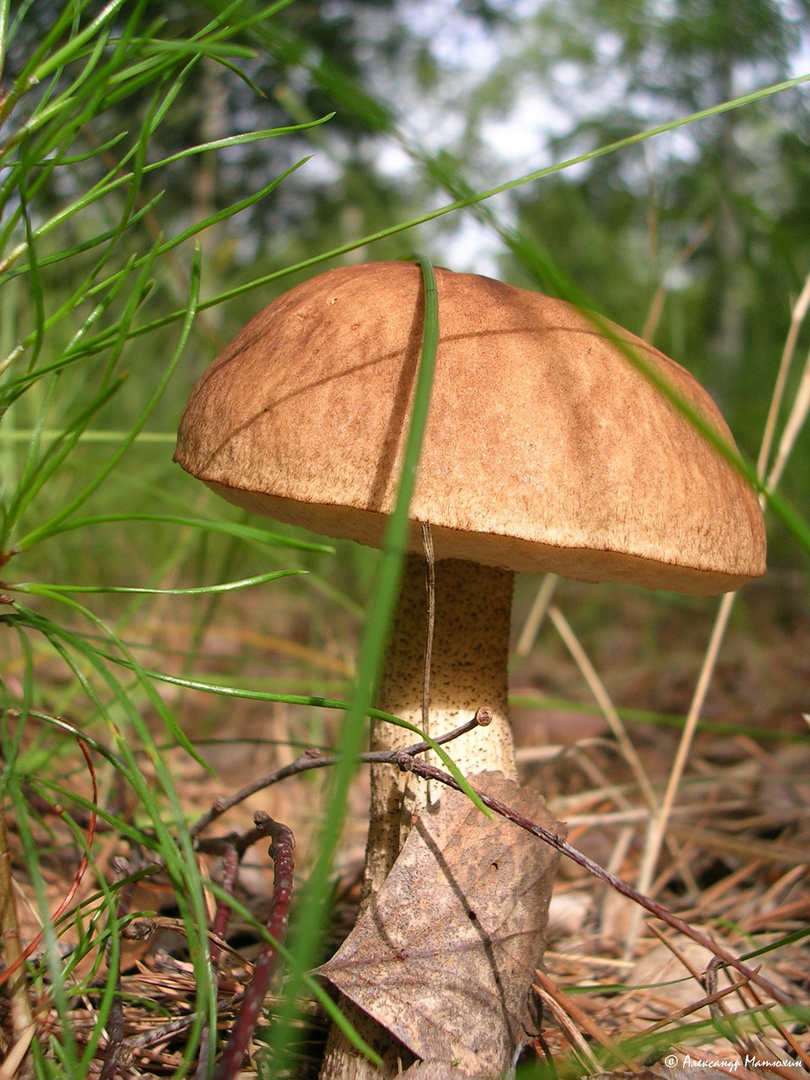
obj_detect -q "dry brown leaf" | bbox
[321,772,562,1077]
[400,1063,481,1079]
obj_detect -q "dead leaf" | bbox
[321,772,562,1077]
[400,1063,481,1079]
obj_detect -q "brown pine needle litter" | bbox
[2,582,809,1080]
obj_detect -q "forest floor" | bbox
[2,571,809,1077]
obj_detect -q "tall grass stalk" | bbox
[627,276,810,954]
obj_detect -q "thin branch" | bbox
[189,711,488,839]
[188,716,796,1009]
[388,752,796,1009]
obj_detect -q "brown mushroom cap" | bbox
[175,261,766,594]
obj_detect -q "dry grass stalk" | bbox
[629,274,810,953]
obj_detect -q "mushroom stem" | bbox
[364,555,517,901]
[319,556,518,1080]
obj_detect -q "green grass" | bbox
[1,2,808,1078]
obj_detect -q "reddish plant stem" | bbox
[212,814,295,1080]
[197,841,243,1080]
[210,841,241,967]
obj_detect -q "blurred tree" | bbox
[1,1,513,303]
[485,0,810,447]
[5,0,806,537]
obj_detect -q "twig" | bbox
[212,815,295,1080]
[191,716,796,1008]
[209,842,241,965]
[98,988,126,1080]
[190,710,487,839]
[196,840,242,1080]
[197,815,304,1076]
[120,1002,238,1053]
[388,752,796,1008]
[704,959,761,1063]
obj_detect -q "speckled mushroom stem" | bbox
[319,556,518,1080]
[365,555,518,901]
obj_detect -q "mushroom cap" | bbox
[175,262,766,594]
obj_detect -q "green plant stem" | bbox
[259,256,439,1072]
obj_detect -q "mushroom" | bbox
[174,260,765,1051]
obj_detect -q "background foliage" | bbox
[1,0,809,1076]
